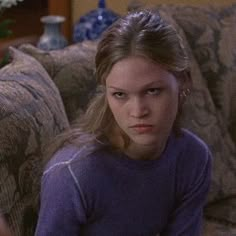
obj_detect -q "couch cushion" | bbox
[204,198,236,227]
[203,219,236,236]
[158,4,236,144]
[158,7,236,227]
[159,6,236,199]
[19,41,98,123]
[0,47,69,236]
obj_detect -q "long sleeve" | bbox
[35,163,88,236]
[161,148,212,236]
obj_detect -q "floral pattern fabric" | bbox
[0,48,69,236]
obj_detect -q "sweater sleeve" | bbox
[35,163,88,236]
[161,147,212,236]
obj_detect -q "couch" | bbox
[0,3,235,236]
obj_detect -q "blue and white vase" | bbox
[37,15,68,51]
[73,0,119,43]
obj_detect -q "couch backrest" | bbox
[19,41,98,123]
[0,48,69,236]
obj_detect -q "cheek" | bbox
[106,95,115,113]
[107,96,122,119]
[168,95,179,115]
[107,100,127,128]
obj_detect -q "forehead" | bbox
[106,56,176,88]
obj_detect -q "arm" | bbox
[35,163,88,236]
[161,150,212,236]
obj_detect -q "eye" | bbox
[146,88,161,95]
[112,92,126,99]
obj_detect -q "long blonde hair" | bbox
[45,8,190,160]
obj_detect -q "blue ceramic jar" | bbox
[73,0,119,43]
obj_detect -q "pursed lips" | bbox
[129,124,153,128]
[129,124,154,133]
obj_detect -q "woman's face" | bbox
[106,56,181,155]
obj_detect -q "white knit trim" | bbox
[68,164,87,209]
[43,148,85,176]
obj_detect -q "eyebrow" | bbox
[107,81,163,90]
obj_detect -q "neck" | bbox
[124,140,167,161]
[108,124,168,160]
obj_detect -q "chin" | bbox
[129,135,159,147]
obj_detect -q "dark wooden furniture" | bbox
[0,0,72,59]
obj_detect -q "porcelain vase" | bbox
[37,15,68,51]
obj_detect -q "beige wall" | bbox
[72,0,236,23]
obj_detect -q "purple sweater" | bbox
[35,129,212,236]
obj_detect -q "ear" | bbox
[178,70,192,104]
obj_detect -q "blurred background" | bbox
[0,0,235,56]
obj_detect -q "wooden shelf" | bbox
[0,0,48,39]
[0,0,72,58]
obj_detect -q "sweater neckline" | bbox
[106,131,180,170]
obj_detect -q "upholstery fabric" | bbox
[0,48,69,236]
[158,4,236,144]
[203,220,236,236]
[19,41,98,123]
[181,44,236,205]
[158,8,236,231]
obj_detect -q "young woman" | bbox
[35,9,212,236]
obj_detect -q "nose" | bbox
[128,97,149,118]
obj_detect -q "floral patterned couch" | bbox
[0,3,235,236]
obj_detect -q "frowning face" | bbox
[106,56,181,157]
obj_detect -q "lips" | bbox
[129,124,153,134]
[130,124,153,128]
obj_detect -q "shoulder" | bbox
[175,129,212,172]
[172,130,212,208]
[40,144,105,205]
[43,145,83,175]
[42,144,99,179]
[43,144,109,183]
[180,128,211,157]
